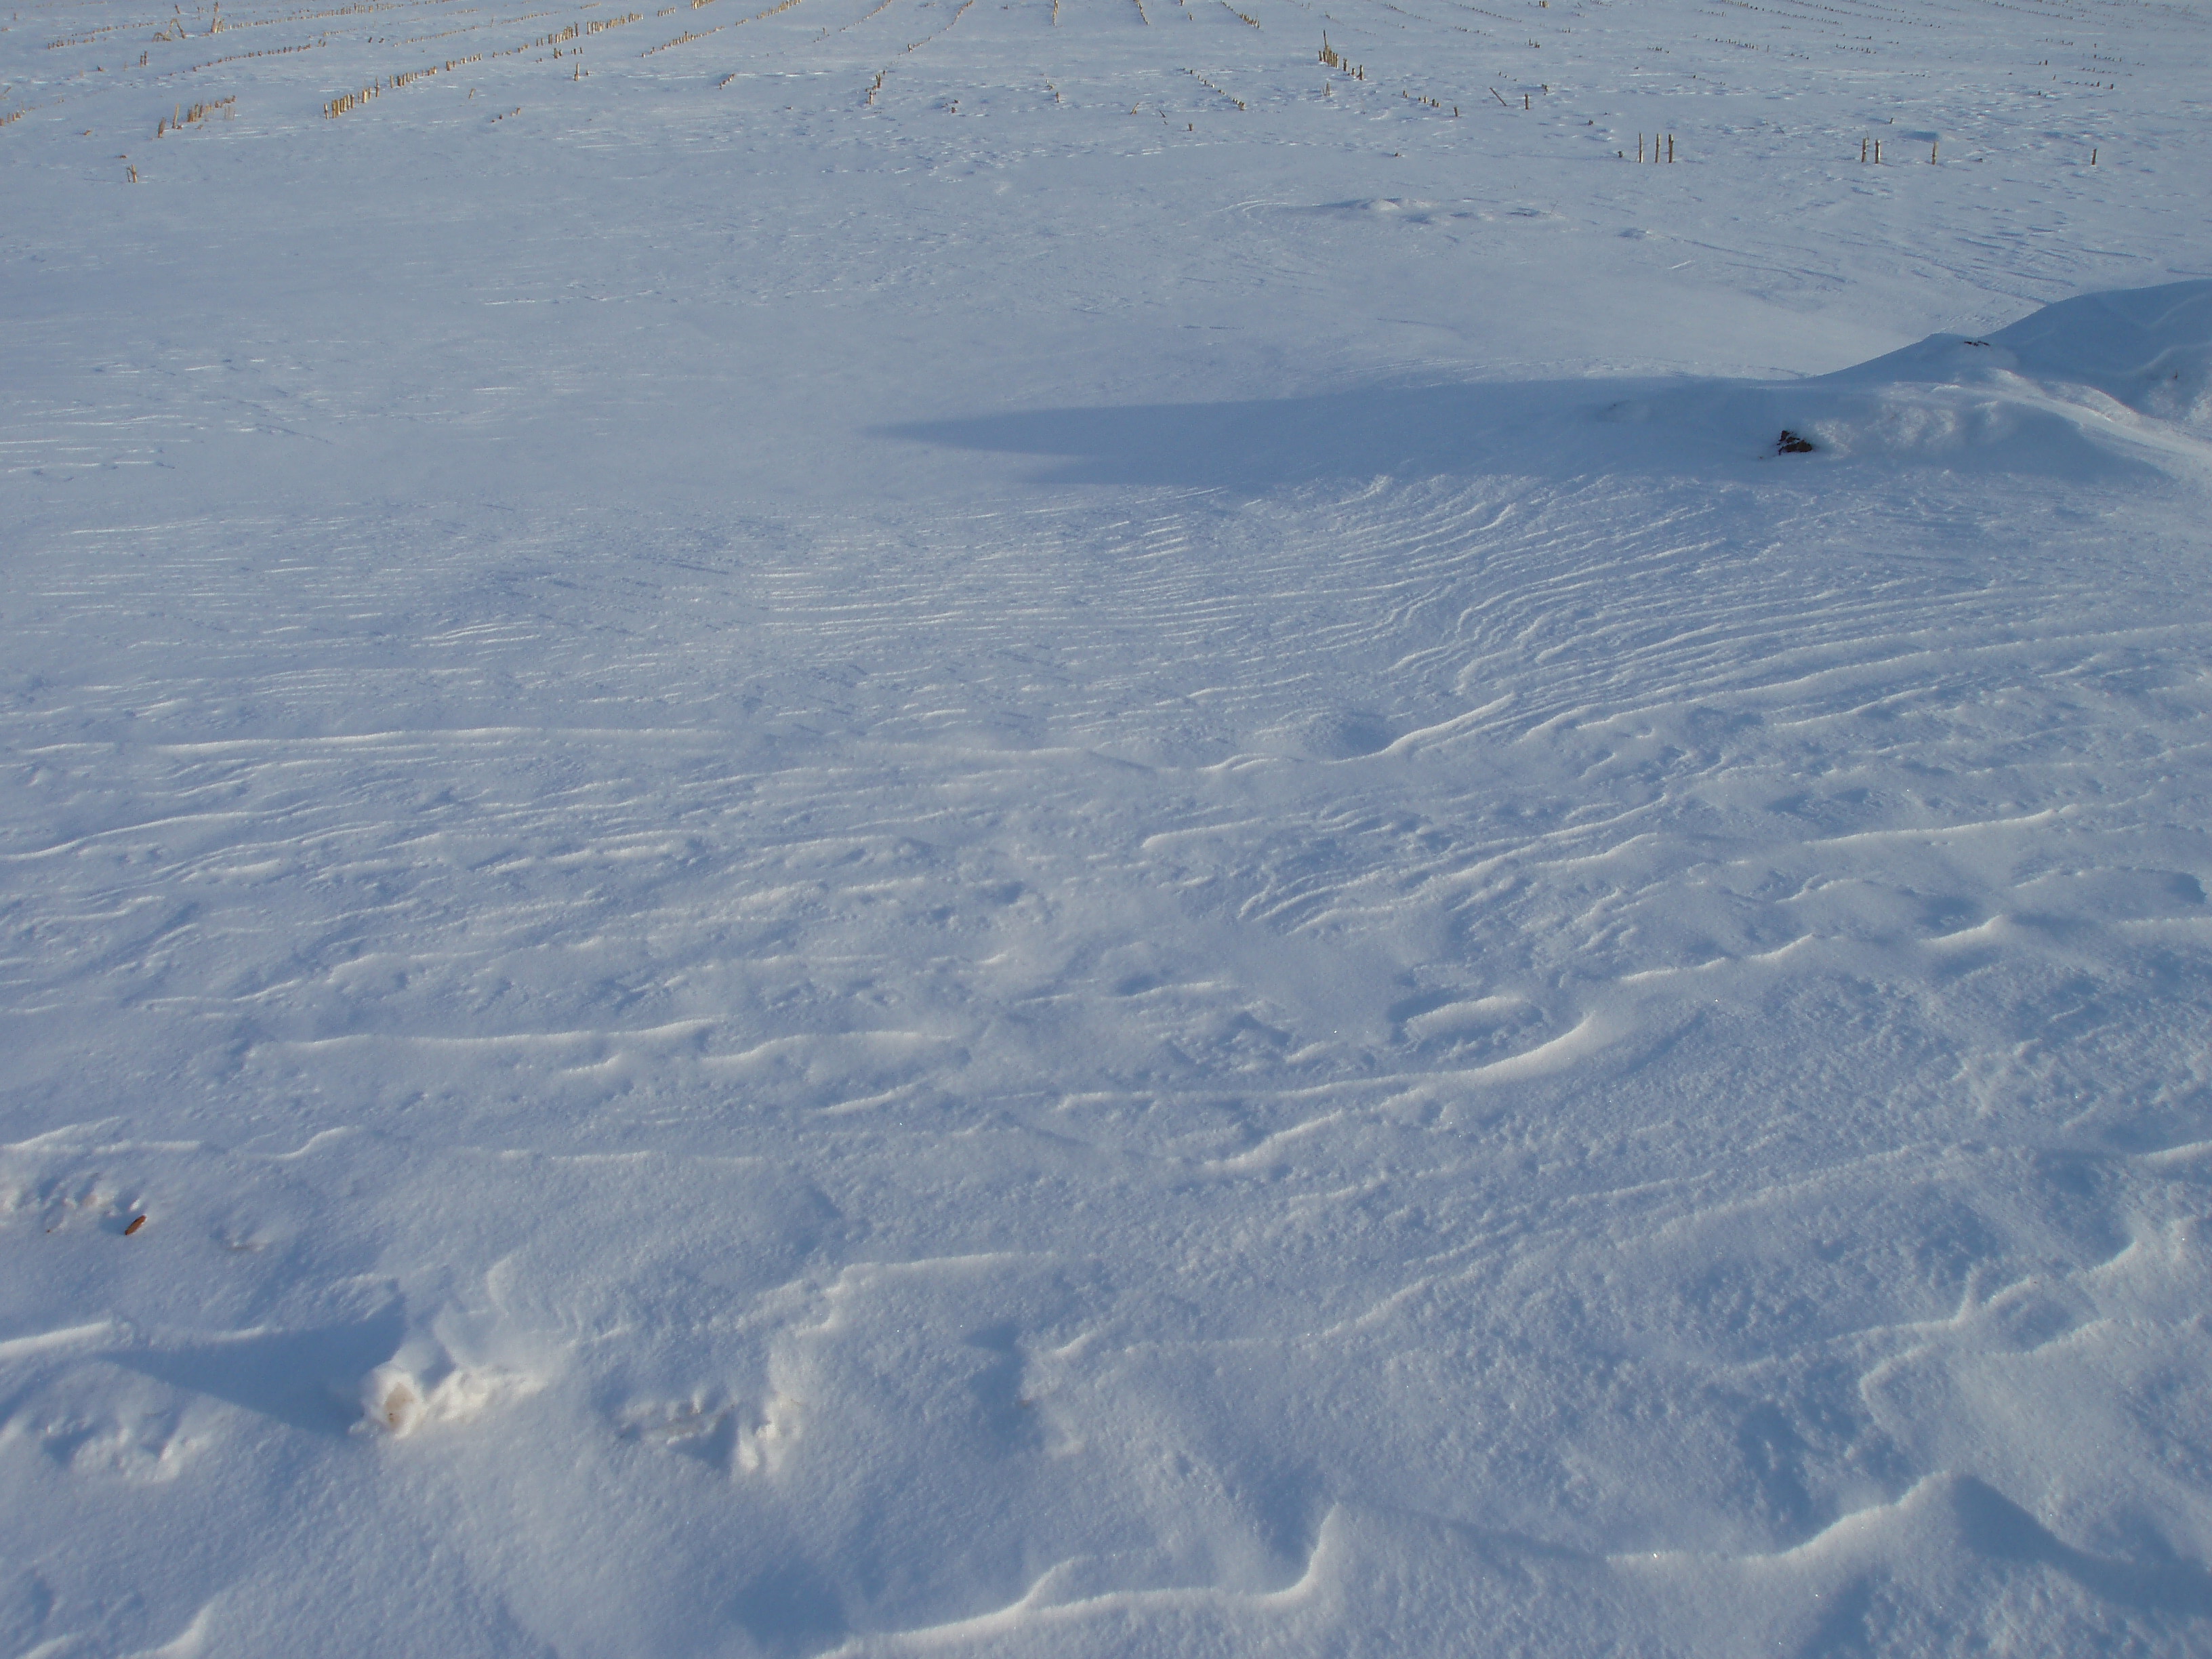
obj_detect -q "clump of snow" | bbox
[359,1359,541,1438]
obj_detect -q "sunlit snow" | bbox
[4,0,2211,1650]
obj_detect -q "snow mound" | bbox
[1603,281,2212,472]
[1793,279,2212,462]
[1957,279,2212,427]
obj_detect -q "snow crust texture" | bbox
[5,0,2212,1652]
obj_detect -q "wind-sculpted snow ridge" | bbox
[6,0,2212,1651]
[896,282,2212,483]
[1597,278,2212,472]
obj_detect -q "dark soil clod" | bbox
[1776,430,1816,454]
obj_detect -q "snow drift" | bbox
[1632,279,2212,470]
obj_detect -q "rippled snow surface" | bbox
[5,0,2212,1652]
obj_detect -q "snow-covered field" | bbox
[5,0,2212,1648]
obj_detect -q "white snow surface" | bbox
[5,0,2212,1650]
